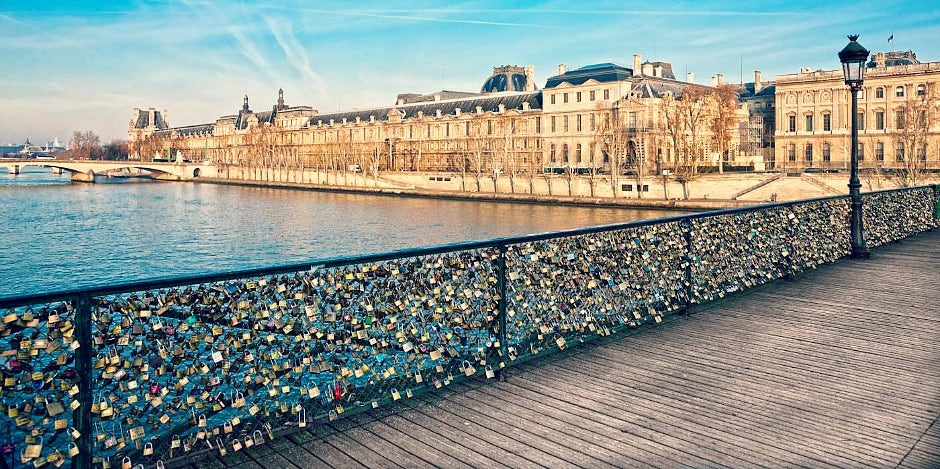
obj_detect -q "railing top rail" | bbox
[2,185,933,308]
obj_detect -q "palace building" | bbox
[774,49,940,176]
[127,54,758,181]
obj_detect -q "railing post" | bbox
[934,185,940,225]
[680,219,694,315]
[495,244,509,381]
[73,294,94,469]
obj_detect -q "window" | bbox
[805,114,813,132]
[563,115,569,132]
[550,144,556,162]
[576,92,582,102]
[445,123,450,137]
[857,142,865,161]
[857,112,865,130]
[916,84,926,96]
[628,112,637,131]
[805,143,813,162]
[875,111,885,130]
[788,144,796,161]
[563,93,569,104]
[822,143,831,162]
[896,142,905,161]
[875,87,884,98]
[917,143,927,161]
[788,115,796,132]
[875,142,884,161]
[550,94,556,105]
[590,114,596,131]
[589,143,595,161]
[823,113,831,131]
[895,86,905,97]
[563,144,569,162]
[603,89,610,100]
[535,117,541,133]
[577,114,582,132]
[551,116,556,132]
[576,144,583,162]
[896,110,906,130]
[589,90,596,101]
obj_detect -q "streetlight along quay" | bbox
[839,34,871,259]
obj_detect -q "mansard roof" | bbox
[627,79,686,99]
[544,63,634,88]
[133,110,168,130]
[309,91,543,126]
[175,124,214,136]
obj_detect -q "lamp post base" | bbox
[850,248,871,259]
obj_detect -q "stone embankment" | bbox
[197,167,940,210]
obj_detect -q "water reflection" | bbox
[0,170,683,297]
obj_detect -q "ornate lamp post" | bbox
[838,35,871,259]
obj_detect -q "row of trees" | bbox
[64,130,128,160]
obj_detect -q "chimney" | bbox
[633,54,642,75]
[654,65,663,77]
[434,94,441,101]
[525,65,536,91]
[397,98,405,105]
[754,70,762,93]
[716,73,724,86]
[686,72,695,83]
[148,108,155,128]
[710,76,717,86]
[557,63,567,75]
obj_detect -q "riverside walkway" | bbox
[183,229,940,468]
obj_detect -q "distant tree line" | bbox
[65,130,128,160]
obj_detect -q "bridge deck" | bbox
[178,229,940,468]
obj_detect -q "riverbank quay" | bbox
[189,228,940,468]
[0,186,936,469]
[195,177,745,211]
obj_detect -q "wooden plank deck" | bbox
[178,229,940,468]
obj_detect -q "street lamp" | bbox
[838,34,871,259]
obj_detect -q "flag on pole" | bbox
[888,33,894,43]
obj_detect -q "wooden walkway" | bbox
[180,229,940,469]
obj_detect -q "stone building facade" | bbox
[774,49,940,177]
[129,55,754,185]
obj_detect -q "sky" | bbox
[1,0,937,146]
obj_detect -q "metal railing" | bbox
[1,185,937,469]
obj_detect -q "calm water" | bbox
[0,168,682,298]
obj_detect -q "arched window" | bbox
[563,144,569,162]
[875,87,884,98]
[576,144,583,163]
[916,84,926,96]
[895,86,905,97]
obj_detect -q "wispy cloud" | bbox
[263,16,327,101]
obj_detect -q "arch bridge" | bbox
[0,158,217,182]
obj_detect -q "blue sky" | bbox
[1,0,937,145]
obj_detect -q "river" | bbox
[0,168,684,298]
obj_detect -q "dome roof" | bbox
[481,65,534,93]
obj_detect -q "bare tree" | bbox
[708,85,741,174]
[661,86,709,199]
[893,87,934,187]
[594,103,630,197]
[67,130,102,160]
